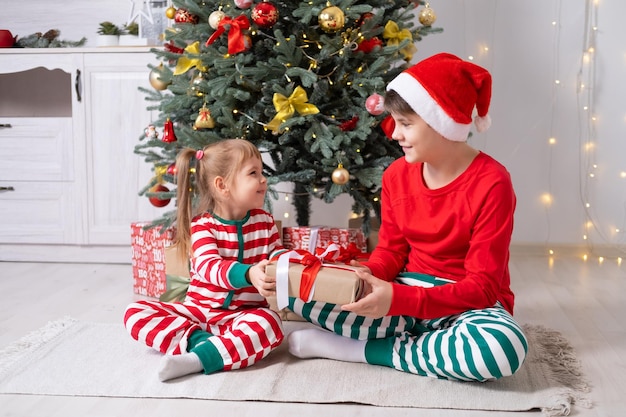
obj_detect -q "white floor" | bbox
[1,253,624,417]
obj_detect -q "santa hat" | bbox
[386,53,492,142]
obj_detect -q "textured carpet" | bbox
[0,318,590,416]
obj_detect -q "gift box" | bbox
[348,217,380,252]
[266,250,364,308]
[131,222,176,298]
[282,226,366,253]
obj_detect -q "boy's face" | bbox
[388,111,444,164]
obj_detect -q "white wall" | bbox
[5,0,626,250]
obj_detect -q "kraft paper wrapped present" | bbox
[282,226,366,253]
[266,248,364,310]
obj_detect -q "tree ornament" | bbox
[208,10,226,29]
[148,63,170,91]
[174,8,199,24]
[205,15,251,54]
[144,124,159,139]
[267,86,320,133]
[162,118,177,143]
[418,3,437,26]
[357,37,382,53]
[234,0,253,9]
[339,116,359,132]
[173,42,207,75]
[193,104,215,129]
[331,163,350,185]
[318,5,345,33]
[148,184,171,207]
[383,20,416,61]
[365,93,385,115]
[166,163,177,176]
[251,1,279,29]
[165,6,177,19]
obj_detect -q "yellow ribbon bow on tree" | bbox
[266,86,320,133]
[383,20,417,61]
[173,41,208,75]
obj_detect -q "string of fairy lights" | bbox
[460,0,626,264]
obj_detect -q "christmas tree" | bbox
[136,0,441,233]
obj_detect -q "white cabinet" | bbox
[0,48,161,263]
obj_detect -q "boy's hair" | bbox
[174,138,262,259]
[384,89,416,116]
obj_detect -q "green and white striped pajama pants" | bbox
[287,272,528,382]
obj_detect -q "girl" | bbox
[124,139,285,381]
[287,53,528,382]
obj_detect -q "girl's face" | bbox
[227,156,267,218]
[388,111,445,164]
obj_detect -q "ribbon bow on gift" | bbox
[173,41,208,75]
[335,242,370,264]
[274,244,340,309]
[382,20,417,61]
[205,15,250,55]
[266,86,320,133]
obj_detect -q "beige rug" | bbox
[0,318,590,416]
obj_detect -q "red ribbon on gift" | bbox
[205,15,250,55]
[335,242,371,264]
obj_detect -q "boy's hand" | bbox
[247,259,276,297]
[341,268,392,319]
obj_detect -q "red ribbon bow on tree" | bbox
[205,15,250,55]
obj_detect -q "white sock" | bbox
[288,328,367,363]
[158,352,204,382]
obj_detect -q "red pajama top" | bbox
[363,152,516,319]
[186,208,284,310]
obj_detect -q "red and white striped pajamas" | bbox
[124,209,285,373]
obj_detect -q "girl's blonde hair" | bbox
[174,138,263,260]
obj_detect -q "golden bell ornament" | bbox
[318,5,345,33]
[149,63,170,91]
[331,164,350,185]
[193,105,215,130]
[418,3,437,26]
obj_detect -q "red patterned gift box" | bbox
[282,226,366,253]
[131,222,175,298]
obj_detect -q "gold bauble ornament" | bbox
[165,6,177,19]
[318,5,345,33]
[331,164,350,185]
[149,63,170,91]
[193,105,215,130]
[418,3,437,26]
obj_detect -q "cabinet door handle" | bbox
[0,123,12,128]
[75,69,82,102]
[0,186,15,192]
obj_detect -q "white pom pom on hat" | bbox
[386,53,492,142]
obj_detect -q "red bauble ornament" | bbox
[174,8,199,24]
[162,118,177,143]
[148,184,171,207]
[365,93,385,115]
[251,1,279,28]
[166,163,177,176]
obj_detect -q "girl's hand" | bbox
[247,259,276,297]
[341,268,392,319]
